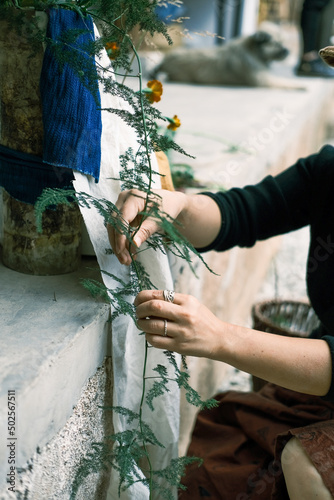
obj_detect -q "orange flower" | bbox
[105,41,120,60]
[145,80,163,103]
[167,115,181,131]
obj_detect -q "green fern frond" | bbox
[163,351,219,410]
[131,261,157,291]
[145,363,172,412]
[154,456,203,487]
[104,405,140,423]
[146,379,170,412]
[81,277,137,320]
[34,187,76,233]
[137,204,218,278]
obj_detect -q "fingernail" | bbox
[122,252,132,266]
[133,237,140,248]
[119,251,127,264]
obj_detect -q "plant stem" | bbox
[111,25,156,498]
[121,30,147,85]
[126,36,158,500]
[130,256,154,499]
[82,11,158,496]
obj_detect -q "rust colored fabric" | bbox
[179,383,334,499]
[156,150,175,191]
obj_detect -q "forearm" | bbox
[215,322,332,396]
[175,193,222,248]
[136,290,332,396]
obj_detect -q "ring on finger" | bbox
[164,319,168,337]
[163,290,175,303]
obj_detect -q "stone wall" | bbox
[1,359,113,500]
[0,255,111,499]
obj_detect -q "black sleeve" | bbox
[322,336,334,402]
[197,145,334,253]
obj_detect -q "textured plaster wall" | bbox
[0,358,113,500]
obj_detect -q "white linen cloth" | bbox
[73,28,180,499]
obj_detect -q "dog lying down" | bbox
[151,30,305,90]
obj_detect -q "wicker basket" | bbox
[251,300,320,391]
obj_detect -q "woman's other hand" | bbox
[107,189,187,265]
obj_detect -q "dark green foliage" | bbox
[164,351,219,411]
[139,203,218,278]
[96,0,172,68]
[101,406,165,495]
[2,0,172,74]
[0,4,27,39]
[101,82,191,160]
[153,456,203,490]
[70,407,202,500]
[131,261,157,291]
[101,104,191,161]
[81,275,137,321]
[145,364,170,411]
[117,148,159,192]
[70,441,111,500]
[152,133,193,159]
[34,187,76,233]
[35,187,137,246]
[81,264,156,321]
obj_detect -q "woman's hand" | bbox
[107,189,188,265]
[135,289,224,358]
[135,289,333,396]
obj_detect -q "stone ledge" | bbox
[158,78,334,188]
[0,256,111,493]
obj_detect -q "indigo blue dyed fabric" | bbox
[0,144,74,205]
[40,8,102,180]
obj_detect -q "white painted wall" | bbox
[181,0,217,47]
[181,0,260,47]
[241,0,260,35]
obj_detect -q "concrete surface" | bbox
[0,255,111,494]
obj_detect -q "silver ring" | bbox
[163,290,175,303]
[164,319,168,337]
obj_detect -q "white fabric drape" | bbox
[73,28,180,499]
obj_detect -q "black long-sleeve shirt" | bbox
[199,145,334,401]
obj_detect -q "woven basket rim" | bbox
[251,299,314,337]
[252,298,311,309]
